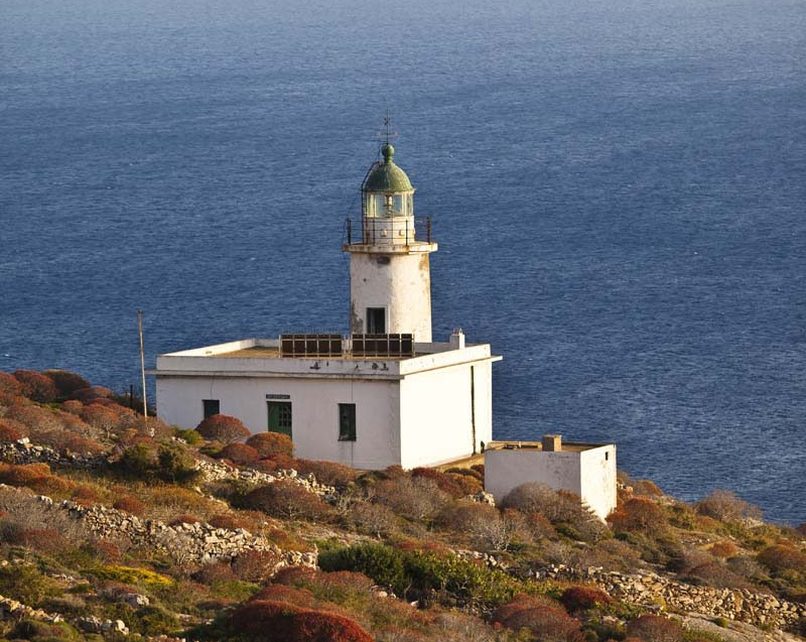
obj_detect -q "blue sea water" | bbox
[1,0,804,522]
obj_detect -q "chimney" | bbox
[542,434,562,452]
[449,328,465,350]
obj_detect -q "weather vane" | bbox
[378,108,399,147]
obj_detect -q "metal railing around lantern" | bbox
[343,216,433,246]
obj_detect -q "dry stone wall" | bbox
[535,564,805,628]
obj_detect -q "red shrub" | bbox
[194,562,236,585]
[0,372,23,396]
[230,600,374,642]
[626,615,685,642]
[170,514,201,526]
[294,459,357,487]
[709,541,739,558]
[411,467,468,498]
[560,586,612,612]
[207,513,244,530]
[5,403,61,432]
[218,443,260,465]
[13,370,59,402]
[196,414,250,444]
[0,418,27,442]
[246,432,294,458]
[69,386,113,402]
[0,462,52,486]
[254,454,299,473]
[242,481,332,521]
[80,404,121,434]
[113,496,145,516]
[60,399,83,415]
[44,369,90,396]
[45,431,106,455]
[6,527,68,553]
[93,539,122,562]
[492,596,580,641]
[71,484,100,506]
[272,565,319,586]
[608,497,668,533]
[232,549,283,582]
[756,545,806,575]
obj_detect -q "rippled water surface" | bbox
[2,0,804,521]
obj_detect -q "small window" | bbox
[338,403,356,441]
[366,307,386,334]
[202,399,220,419]
[605,451,609,461]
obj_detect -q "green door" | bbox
[267,401,292,437]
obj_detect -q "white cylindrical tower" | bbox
[344,143,437,341]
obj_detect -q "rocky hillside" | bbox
[0,368,804,642]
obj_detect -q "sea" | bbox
[1,0,804,523]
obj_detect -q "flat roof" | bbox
[485,440,611,453]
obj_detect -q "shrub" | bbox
[169,513,201,526]
[241,481,332,521]
[218,442,260,465]
[69,385,113,402]
[254,454,299,473]
[696,490,762,522]
[44,369,90,396]
[80,403,121,437]
[756,544,806,576]
[347,500,400,538]
[625,614,684,642]
[492,596,580,641]
[0,371,24,396]
[411,467,474,498]
[60,399,83,414]
[113,495,145,516]
[5,403,61,432]
[176,428,203,444]
[438,502,529,551]
[194,562,236,585]
[117,441,198,483]
[232,550,283,582]
[0,564,60,606]
[709,540,739,558]
[560,586,612,612]
[320,542,523,609]
[90,564,174,590]
[71,484,100,506]
[196,414,250,444]
[247,431,294,458]
[609,497,668,534]
[295,459,357,487]
[251,583,319,607]
[229,599,374,642]
[502,483,605,542]
[207,513,244,530]
[372,475,450,523]
[0,417,27,441]
[13,370,59,402]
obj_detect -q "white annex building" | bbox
[155,142,502,470]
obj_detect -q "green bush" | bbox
[116,442,198,483]
[176,428,203,445]
[0,564,60,606]
[319,542,523,609]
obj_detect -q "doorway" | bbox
[267,401,292,437]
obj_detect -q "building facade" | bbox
[154,141,501,469]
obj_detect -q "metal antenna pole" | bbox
[137,310,151,435]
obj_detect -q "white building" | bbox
[154,142,501,469]
[484,434,617,520]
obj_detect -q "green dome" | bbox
[363,143,414,193]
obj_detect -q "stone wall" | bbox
[535,564,805,628]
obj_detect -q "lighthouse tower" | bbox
[344,143,437,341]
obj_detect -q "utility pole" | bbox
[137,309,153,436]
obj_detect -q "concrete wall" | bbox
[349,251,433,341]
[484,444,617,520]
[485,449,582,503]
[156,375,401,469]
[398,360,493,468]
[579,445,618,520]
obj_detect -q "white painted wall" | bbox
[156,375,401,469]
[349,251,433,341]
[484,444,617,520]
[579,445,618,520]
[398,360,494,468]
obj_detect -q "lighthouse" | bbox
[344,143,437,341]
[154,135,500,469]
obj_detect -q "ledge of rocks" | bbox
[534,564,805,628]
[0,439,103,468]
[57,497,317,569]
[194,458,337,499]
